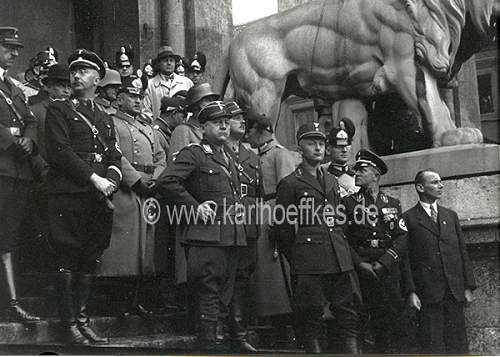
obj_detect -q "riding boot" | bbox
[229,290,257,352]
[344,336,362,354]
[56,270,89,345]
[2,253,40,322]
[302,307,323,354]
[198,318,223,352]
[75,274,109,344]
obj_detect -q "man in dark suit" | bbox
[156,101,247,352]
[402,169,476,354]
[276,123,361,354]
[45,49,122,345]
[0,26,40,322]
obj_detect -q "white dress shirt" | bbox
[419,201,438,217]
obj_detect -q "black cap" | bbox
[173,90,188,100]
[198,101,231,124]
[68,49,106,79]
[328,117,356,146]
[41,63,70,85]
[225,101,245,116]
[245,110,273,133]
[296,122,326,142]
[160,96,186,113]
[189,51,207,72]
[118,76,144,96]
[115,44,133,67]
[353,149,387,175]
[0,27,23,47]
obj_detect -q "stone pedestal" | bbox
[380,144,500,355]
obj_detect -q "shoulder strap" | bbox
[71,104,109,152]
[0,86,24,124]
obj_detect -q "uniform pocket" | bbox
[199,166,222,192]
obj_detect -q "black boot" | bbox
[344,336,362,354]
[229,291,257,352]
[56,271,89,345]
[75,274,109,344]
[198,318,224,352]
[304,338,323,354]
[302,307,323,354]
[2,253,40,322]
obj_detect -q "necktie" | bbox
[430,205,438,223]
[317,168,325,190]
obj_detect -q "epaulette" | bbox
[294,167,303,177]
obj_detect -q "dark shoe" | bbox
[79,324,109,344]
[61,324,90,345]
[231,338,258,352]
[6,300,40,322]
[304,338,323,354]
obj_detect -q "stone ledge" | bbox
[381,144,500,186]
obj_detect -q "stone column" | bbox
[138,0,161,67]
[160,0,186,55]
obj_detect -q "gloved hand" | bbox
[132,179,150,196]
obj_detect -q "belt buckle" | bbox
[240,183,248,198]
[325,216,335,227]
[9,127,21,137]
[370,239,379,248]
[94,153,103,163]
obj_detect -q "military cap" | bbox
[98,69,122,87]
[41,63,70,85]
[118,76,144,96]
[0,27,23,47]
[35,47,58,69]
[115,44,133,67]
[354,149,387,175]
[328,117,356,146]
[297,122,326,142]
[160,96,186,114]
[245,110,273,133]
[157,45,180,62]
[225,101,245,116]
[198,101,231,124]
[185,83,219,109]
[68,49,106,79]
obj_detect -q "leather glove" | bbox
[131,179,150,196]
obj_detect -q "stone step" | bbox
[0,313,175,345]
[1,334,304,354]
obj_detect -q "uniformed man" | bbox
[343,149,408,353]
[245,111,300,345]
[156,101,246,352]
[0,26,40,322]
[324,118,359,197]
[152,96,187,157]
[95,68,121,115]
[187,51,207,85]
[224,101,259,352]
[45,49,122,345]
[115,44,135,80]
[98,77,166,315]
[143,45,193,120]
[276,123,362,354]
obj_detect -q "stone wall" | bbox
[381,144,500,355]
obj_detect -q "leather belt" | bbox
[132,163,155,174]
[76,152,103,163]
[359,239,389,249]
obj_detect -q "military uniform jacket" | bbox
[258,139,300,200]
[0,75,38,180]
[402,203,476,304]
[112,110,166,187]
[226,141,260,240]
[323,162,359,197]
[45,98,122,194]
[152,117,172,157]
[95,96,118,116]
[167,122,203,165]
[157,139,246,247]
[343,189,408,273]
[276,164,356,275]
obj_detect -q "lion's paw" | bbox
[440,127,483,147]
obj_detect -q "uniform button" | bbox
[133,139,137,142]
[233,192,237,195]
[133,161,138,165]
[372,232,377,236]
[372,223,376,227]
[304,192,308,196]
[134,150,138,153]
[329,228,333,232]
[209,169,213,174]
[306,237,312,242]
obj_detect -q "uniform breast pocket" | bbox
[199,166,222,192]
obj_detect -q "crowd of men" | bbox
[0,26,477,354]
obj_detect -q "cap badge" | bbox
[313,122,320,131]
[120,46,125,54]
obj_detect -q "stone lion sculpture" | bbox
[215,0,498,147]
